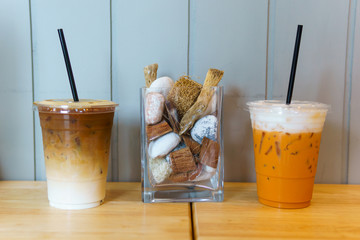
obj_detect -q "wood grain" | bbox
[193,182,360,239]
[146,120,172,141]
[0,181,191,240]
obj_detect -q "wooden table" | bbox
[0,182,191,240]
[1,182,359,239]
[193,183,360,240]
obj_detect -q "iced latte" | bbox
[34,99,118,209]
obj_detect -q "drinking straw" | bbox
[286,25,303,105]
[57,29,79,102]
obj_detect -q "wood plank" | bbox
[268,0,349,183]
[349,0,360,184]
[189,0,268,181]
[0,0,34,180]
[0,181,191,240]
[193,182,360,240]
[111,0,188,181]
[31,0,111,180]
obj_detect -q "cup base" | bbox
[46,178,106,209]
[142,187,223,203]
[49,199,104,210]
[256,173,314,209]
[258,197,310,209]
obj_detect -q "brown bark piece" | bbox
[146,120,172,141]
[169,163,203,182]
[169,172,188,182]
[194,155,200,163]
[199,137,220,168]
[144,63,158,87]
[164,100,180,134]
[182,135,201,155]
[169,147,197,174]
[188,163,203,181]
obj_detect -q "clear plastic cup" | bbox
[33,99,118,209]
[247,100,329,208]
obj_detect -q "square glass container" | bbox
[141,86,224,202]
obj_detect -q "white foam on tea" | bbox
[247,100,329,133]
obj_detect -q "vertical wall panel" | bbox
[31,0,111,180]
[112,0,188,181]
[189,0,268,181]
[349,0,360,184]
[269,0,349,183]
[0,0,34,180]
[0,1,357,183]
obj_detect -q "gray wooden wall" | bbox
[1,0,359,183]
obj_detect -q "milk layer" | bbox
[47,178,106,210]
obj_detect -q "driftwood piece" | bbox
[182,135,201,155]
[144,63,158,87]
[199,137,220,168]
[169,147,197,174]
[146,120,172,141]
[179,69,224,135]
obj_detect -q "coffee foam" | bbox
[247,100,329,133]
[34,99,118,113]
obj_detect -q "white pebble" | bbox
[191,115,218,144]
[145,92,165,125]
[204,165,217,173]
[148,132,181,159]
[149,158,172,184]
[148,76,175,98]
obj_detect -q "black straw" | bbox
[286,25,303,105]
[57,29,79,102]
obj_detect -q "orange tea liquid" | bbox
[253,128,322,208]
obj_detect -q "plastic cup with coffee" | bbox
[33,29,118,209]
[33,99,118,209]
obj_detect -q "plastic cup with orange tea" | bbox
[247,25,329,208]
[33,29,118,209]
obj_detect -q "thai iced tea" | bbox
[248,100,329,209]
[34,99,118,209]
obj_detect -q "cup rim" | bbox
[246,100,330,112]
[140,85,224,90]
[33,99,118,114]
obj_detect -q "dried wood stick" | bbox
[144,63,158,87]
[179,69,224,135]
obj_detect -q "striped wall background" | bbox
[0,0,359,183]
